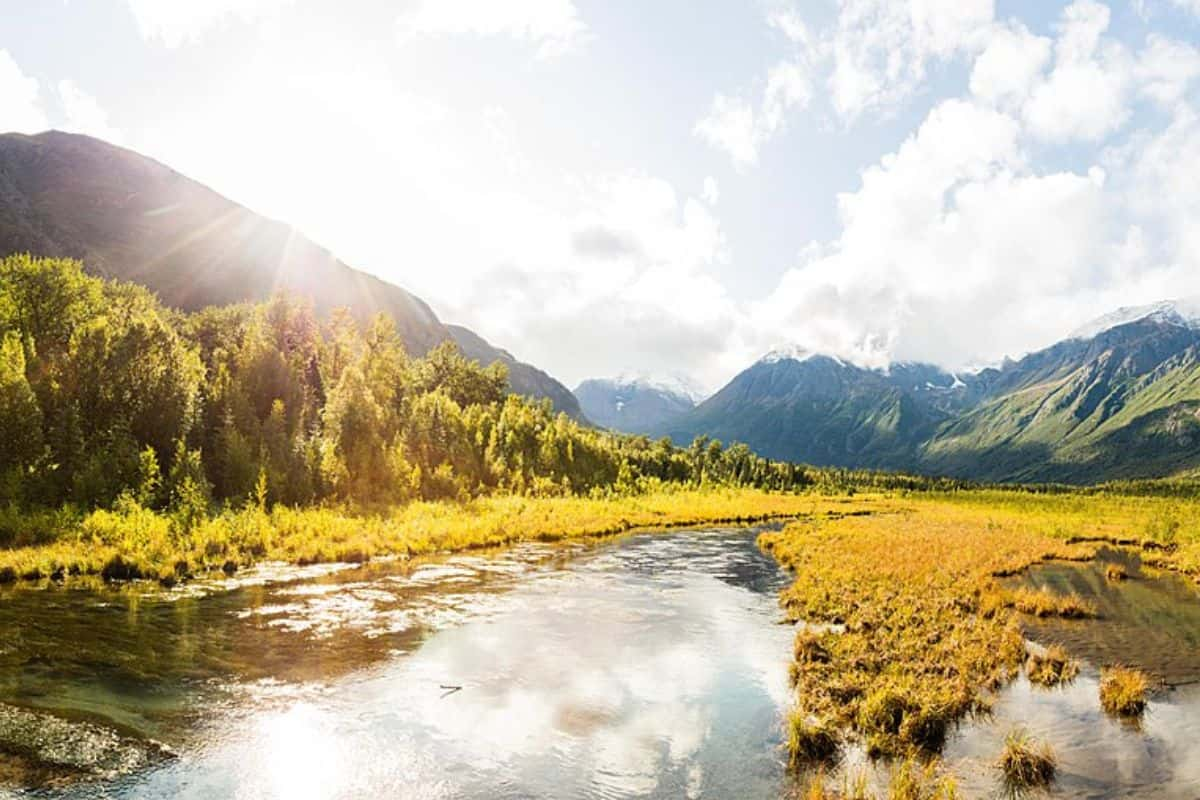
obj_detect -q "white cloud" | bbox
[124,0,293,47]
[694,57,812,168]
[698,0,993,166]
[1135,34,1200,107]
[0,50,48,134]
[701,177,719,206]
[1171,0,1200,15]
[828,0,995,121]
[1022,0,1134,142]
[969,22,1052,108]
[694,94,759,168]
[397,0,587,59]
[56,80,123,143]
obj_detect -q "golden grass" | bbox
[996,729,1056,791]
[787,711,841,767]
[1025,644,1079,687]
[0,488,878,584]
[794,761,956,800]
[1099,666,1150,717]
[762,502,1089,759]
[1003,587,1097,619]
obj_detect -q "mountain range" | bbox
[0,130,583,419]
[653,303,1200,483]
[573,374,703,435]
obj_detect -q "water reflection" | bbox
[2,528,796,799]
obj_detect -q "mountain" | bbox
[0,130,579,414]
[656,348,978,468]
[660,302,1200,483]
[447,325,584,419]
[920,309,1200,482]
[573,373,702,434]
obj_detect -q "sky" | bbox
[2,0,1200,393]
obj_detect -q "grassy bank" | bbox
[764,489,1200,791]
[0,487,875,585]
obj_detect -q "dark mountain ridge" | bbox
[0,130,581,416]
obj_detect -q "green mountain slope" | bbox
[921,321,1200,481]
[663,315,1200,484]
[657,354,976,469]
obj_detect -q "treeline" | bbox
[0,255,825,520]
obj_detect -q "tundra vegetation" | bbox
[766,489,1200,794]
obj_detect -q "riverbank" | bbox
[765,490,1200,794]
[0,487,878,586]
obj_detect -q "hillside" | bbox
[662,310,1200,484]
[656,350,977,468]
[0,130,578,413]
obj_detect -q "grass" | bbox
[764,488,1193,788]
[1099,666,1150,717]
[0,487,879,585]
[762,500,1096,759]
[996,729,1056,792]
[796,761,957,800]
[1025,644,1079,687]
[1003,587,1097,619]
[787,711,841,767]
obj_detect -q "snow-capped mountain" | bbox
[573,373,703,434]
[1069,298,1200,341]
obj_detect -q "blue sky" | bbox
[2,1,1200,391]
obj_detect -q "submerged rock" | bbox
[0,703,172,787]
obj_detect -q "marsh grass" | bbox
[787,712,841,767]
[1004,587,1098,619]
[764,490,1187,782]
[1105,564,1129,581]
[0,488,868,585]
[1025,644,1079,687]
[996,729,1056,792]
[1099,666,1149,717]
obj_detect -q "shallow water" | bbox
[827,552,1200,799]
[0,528,797,799]
[5,536,1200,799]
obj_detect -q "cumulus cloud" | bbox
[751,2,1200,374]
[56,80,123,143]
[1022,0,1133,142]
[0,50,48,133]
[425,170,748,391]
[397,0,588,59]
[697,0,994,165]
[124,0,294,47]
[828,0,995,121]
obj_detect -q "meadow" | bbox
[766,488,1197,797]
[0,486,872,584]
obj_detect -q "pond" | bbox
[0,527,797,799]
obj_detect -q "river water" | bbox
[3,531,1200,798]
[0,527,796,799]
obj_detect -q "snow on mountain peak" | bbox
[759,345,845,367]
[609,371,706,404]
[1069,298,1200,341]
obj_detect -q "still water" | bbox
[832,550,1200,799]
[0,528,796,799]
